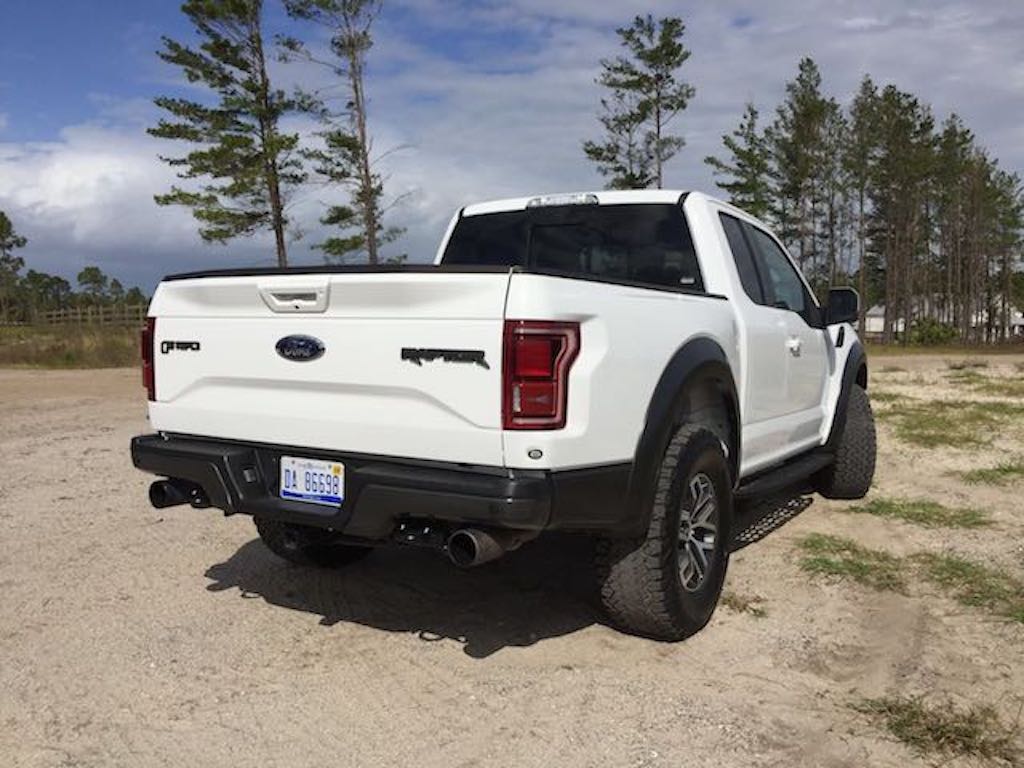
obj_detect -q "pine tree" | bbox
[817,99,849,291]
[866,85,935,343]
[991,170,1023,340]
[77,266,109,303]
[282,0,403,264]
[934,114,974,331]
[0,211,27,322]
[844,77,879,333]
[583,90,656,190]
[703,103,772,220]
[149,0,304,267]
[584,14,695,189]
[766,58,830,274]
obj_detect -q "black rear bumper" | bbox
[130,434,632,539]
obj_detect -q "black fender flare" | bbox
[825,339,867,451]
[623,337,740,537]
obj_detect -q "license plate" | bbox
[280,456,345,507]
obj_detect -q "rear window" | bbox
[442,203,703,291]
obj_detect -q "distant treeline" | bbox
[704,58,1023,344]
[0,212,147,324]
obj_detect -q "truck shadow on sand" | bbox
[203,493,813,658]
[204,533,601,658]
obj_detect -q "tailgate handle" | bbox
[259,285,330,313]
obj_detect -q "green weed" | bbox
[958,458,1024,486]
[914,553,1024,623]
[720,591,767,618]
[850,498,989,529]
[853,696,1022,762]
[797,534,906,593]
[878,399,1024,448]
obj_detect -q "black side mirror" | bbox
[826,287,859,326]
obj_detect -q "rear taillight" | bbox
[502,320,580,430]
[141,317,156,401]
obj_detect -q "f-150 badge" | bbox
[160,341,200,354]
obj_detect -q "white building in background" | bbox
[1011,309,1024,336]
[863,303,1024,339]
[864,305,904,337]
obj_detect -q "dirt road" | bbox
[1,359,1022,767]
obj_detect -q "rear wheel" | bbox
[814,384,876,499]
[596,425,733,641]
[254,517,372,569]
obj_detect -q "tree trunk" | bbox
[653,91,663,189]
[347,26,380,264]
[856,188,866,336]
[251,7,288,268]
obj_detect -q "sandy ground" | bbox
[1,358,1022,767]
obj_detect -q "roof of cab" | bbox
[461,189,702,216]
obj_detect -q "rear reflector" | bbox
[141,317,155,401]
[502,320,580,430]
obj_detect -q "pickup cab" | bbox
[131,190,876,640]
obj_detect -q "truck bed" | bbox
[146,265,736,471]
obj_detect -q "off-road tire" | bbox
[814,384,876,499]
[254,517,372,569]
[595,425,733,641]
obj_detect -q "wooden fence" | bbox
[34,304,148,327]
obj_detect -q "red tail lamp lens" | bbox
[502,320,580,430]
[141,317,156,401]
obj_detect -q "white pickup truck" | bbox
[131,190,876,641]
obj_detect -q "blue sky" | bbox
[0,2,187,142]
[1,0,1022,291]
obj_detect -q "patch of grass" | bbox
[947,358,990,371]
[720,591,767,618]
[797,537,1024,624]
[945,368,1024,398]
[878,399,1024,448]
[869,390,905,403]
[914,553,1024,623]
[958,458,1024,486]
[946,368,988,384]
[850,497,990,529]
[797,534,907,593]
[0,325,139,368]
[853,696,1022,763]
[975,377,1024,398]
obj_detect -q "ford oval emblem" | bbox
[276,334,326,362]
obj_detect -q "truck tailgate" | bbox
[148,271,510,466]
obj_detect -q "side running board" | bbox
[735,451,833,500]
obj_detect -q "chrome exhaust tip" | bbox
[446,528,519,568]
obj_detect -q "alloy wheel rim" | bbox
[678,472,718,592]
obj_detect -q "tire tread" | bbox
[596,425,730,640]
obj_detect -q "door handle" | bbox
[786,336,802,357]
[258,283,330,313]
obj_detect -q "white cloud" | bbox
[1,0,1022,290]
[0,113,8,132]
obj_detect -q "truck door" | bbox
[717,213,827,473]
[742,224,828,449]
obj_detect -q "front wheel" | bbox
[595,425,733,641]
[814,384,876,499]
[254,517,372,569]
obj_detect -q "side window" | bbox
[719,213,764,303]
[744,224,806,315]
